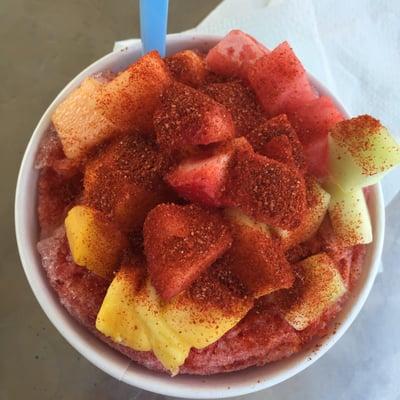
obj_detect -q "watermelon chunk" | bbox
[225,149,308,230]
[246,114,306,171]
[202,80,266,136]
[205,30,269,80]
[143,204,232,300]
[165,138,251,207]
[288,96,344,178]
[248,42,317,116]
[154,82,235,151]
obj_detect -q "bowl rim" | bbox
[15,33,385,399]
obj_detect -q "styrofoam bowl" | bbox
[15,34,385,399]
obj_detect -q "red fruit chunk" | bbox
[83,134,171,231]
[165,50,207,87]
[225,149,307,229]
[165,137,252,207]
[206,30,269,80]
[165,152,231,207]
[154,82,235,151]
[288,96,344,178]
[248,42,317,116]
[246,114,306,171]
[262,135,295,165]
[143,204,232,300]
[202,80,266,136]
[222,223,294,298]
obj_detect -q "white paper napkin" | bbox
[114,0,400,206]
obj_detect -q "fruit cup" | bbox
[15,34,385,399]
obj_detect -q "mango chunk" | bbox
[96,261,252,374]
[95,266,151,350]
[283,253,347,330]
[65,205,126,279]
[325,182,372,246]
[329,115,400,191]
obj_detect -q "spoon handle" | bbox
[140,0,169,56]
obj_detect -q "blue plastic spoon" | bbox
[140,0,169,56]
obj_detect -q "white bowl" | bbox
[15,34,385,399]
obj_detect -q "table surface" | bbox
[2,1,400,400]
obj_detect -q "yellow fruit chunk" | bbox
[96,262,252,374]
[96,266,151,351]
[65,205,126,279]
[224,207,271,237]
[135,281,191,374]
[52,77,121,159]
[283,253,346,330]
[325,182,372,246]
[164,271,252,349]
[97,51,171,133]
[276,177,331,249]
[329,115,400,191]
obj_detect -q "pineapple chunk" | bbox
[329,115,400,191]
[325,182,372,246]
[52,77,121,159]
[276,178,331,249]
[134,280,191,375]
[95,266,151,350]
[283,253,346,330]
[65,205,126,279]
[96,265,190,375]
[98,51,171,134]
[96,262,252,374]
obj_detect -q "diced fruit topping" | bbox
[280,253,347,330]
[328,115,400,191]
[97,51,171,134]
[64,205,126,279]
[202,80,266,136]
[96,263,190,375]
[325,182,372,246]
[222,217,294,298]
[246,114,306,171]
[276,177,331,249]
[262,135,295,165]
[165,263,253,349]
[165,137,252,207]
[83,134,170,231]
[248,42,317,116]
[52,77,122,159]
[205,29,269,80]
[288,96,344,178]
[224,207,270,237]
[154,82,235,151]
[96,261,252,374]
[165,50,207,87]
[143,204,232,300]
[225,148,308,229]
[165,152,231,207]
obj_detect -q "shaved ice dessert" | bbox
[36,30,400,375]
